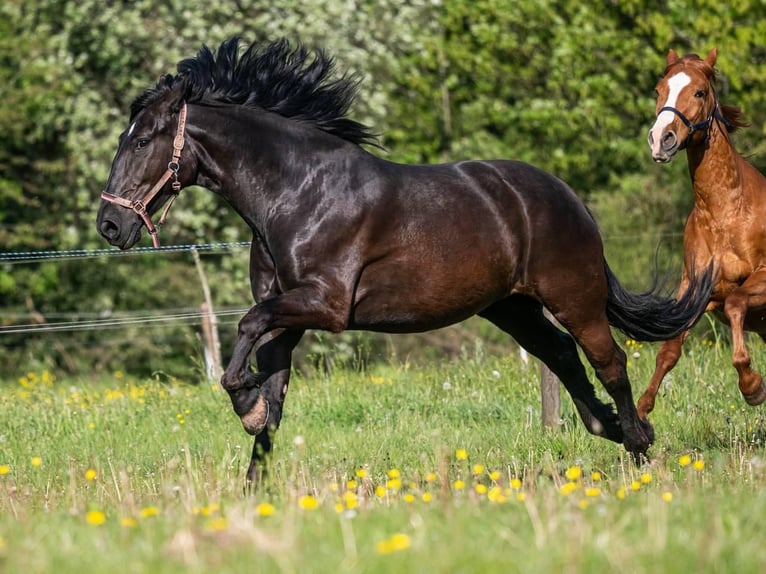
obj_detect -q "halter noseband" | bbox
[100,103,188,248]
[657,91,732,149]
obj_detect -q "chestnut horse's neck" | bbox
[685,118,747,215]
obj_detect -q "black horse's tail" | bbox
[604,260,715,342]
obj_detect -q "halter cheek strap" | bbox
[100,103,188,248]
[658,105,713,147]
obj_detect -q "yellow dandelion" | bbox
[453,479,465,490]
[488,486,506,503]
[403,493,416,504]
[0,465,9,475]
[256,502,275,516]
[206,517,227,532]
[386,478,402,490]
[474,484,488,495]
[87,422,96,430]
[355,468,367,479]
[387,468,400,479]
[591,471,602,481]
[472,464,485,475]
[120,517,137,528]
[585,487,601,497]
[662,491,673,503]
[516,492,526,502]
[693,460,705,472]
[560,482,578,496]
[86,510,106,526]
[298,495,319,510]
[565,466,581,481]
[425,472,437,483]
[455,449,468,460]
[678,454,692,467]
[640,473,652,484]
[616,487,627,500]
[489,471,501,481]
[375,485,387,498]
[346,479,357,490]
[578,499,589,510]
[389,533,411,551]
[422,492,433,503]
[139,506,159,518]
[30,456,42,467]
[630,481,641,491]
[510,477,522,490]
[334,502,344,513]
[376,533,412,554]
[85,468,97,481]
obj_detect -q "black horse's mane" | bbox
[131,37,379,147]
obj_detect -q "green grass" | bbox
[3,336,766,572]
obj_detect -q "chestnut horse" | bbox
[640,48,762,420]
[96,38,713,481]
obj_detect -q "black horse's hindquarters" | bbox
[96,37,714,483]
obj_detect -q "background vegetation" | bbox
[3,0,766,377]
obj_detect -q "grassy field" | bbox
[3,333,766,573]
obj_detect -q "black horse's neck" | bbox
[186,103,370,233]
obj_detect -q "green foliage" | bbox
[3,0,766,376]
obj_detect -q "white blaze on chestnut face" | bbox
[648,72,691,156]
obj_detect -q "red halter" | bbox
[100,103,188,248]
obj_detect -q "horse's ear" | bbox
[666,49,680,66]
[705,48,718,68]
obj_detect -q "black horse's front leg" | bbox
[245,328,304,484]
[221,286,349,484]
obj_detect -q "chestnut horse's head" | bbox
[97,78,193,250]
[647,49,720,163]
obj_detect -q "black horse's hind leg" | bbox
[479,295,623,443]
[557,311,654,459]
[244,328,304,485]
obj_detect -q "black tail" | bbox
[604,260,715,342]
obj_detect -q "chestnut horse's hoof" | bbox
[743,379,766,406]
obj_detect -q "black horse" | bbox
[97,37,712,481]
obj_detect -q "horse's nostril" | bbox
[662,131,677,150]
[99,219,120,240]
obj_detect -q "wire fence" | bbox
[0,242,252,336]
[0,241,251,264]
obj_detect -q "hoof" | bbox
[743,379,766,406]
[240,394,269,435]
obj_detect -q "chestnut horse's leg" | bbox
[723,275,766,405]
[636,332,688,420]
[479,296,623,443]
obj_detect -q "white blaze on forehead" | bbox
[127,122,136,137]
[651,72,691,132]
[648,71,691,154]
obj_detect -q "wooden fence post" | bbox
[540,308,562,430]
[192,248,222,381]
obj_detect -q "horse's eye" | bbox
[694,90,705,98]
[136,138,150,149]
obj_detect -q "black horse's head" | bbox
[97,77,194,250]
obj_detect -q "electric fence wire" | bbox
[0,308,250,335]
[0,241,251,263]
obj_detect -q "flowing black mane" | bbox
[131,37,379,147]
